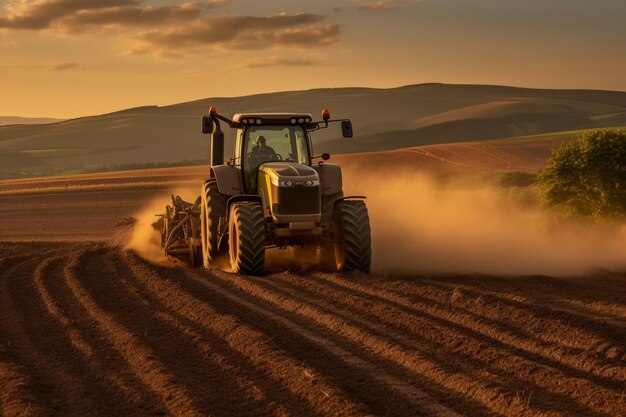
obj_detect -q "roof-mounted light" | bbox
[322,108,330,122]
[291,118,297,124]
[209,106,217,115]
[256,119,262,125]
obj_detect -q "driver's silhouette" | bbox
[251,136,276,160]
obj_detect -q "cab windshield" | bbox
[243,125,310,190]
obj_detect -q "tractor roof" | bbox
[233,113,314,125]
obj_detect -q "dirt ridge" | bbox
[0,242,624,417]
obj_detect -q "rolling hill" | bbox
[0,116,64,126]
[1,83,625,178]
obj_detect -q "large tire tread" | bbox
[201,179,227,268]
[334,200,371,273]
[229,203,265,276]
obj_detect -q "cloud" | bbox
[353,0,402,11]
[0,0,228,30]
[0,1,339,57]
[135,13,339,52]
[50,61,82,71]
[0,61,85,71]
[233,56,317,70]
[0,0,137,29]
[60,3,206,31]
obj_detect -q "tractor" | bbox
[157,107,371,275]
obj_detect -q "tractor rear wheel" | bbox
[333,200,371,273]
[201,179,227,268]
[229,203,265,275]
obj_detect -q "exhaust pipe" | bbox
[211,121,224,167]
[202,107,231,171]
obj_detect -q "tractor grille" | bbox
[272,185,321,215]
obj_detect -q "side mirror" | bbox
[341,120,353,138]
[322,153,331,161]
[202,115,214,134]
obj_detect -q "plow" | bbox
[156,107,371,275]
[157,195,202,265]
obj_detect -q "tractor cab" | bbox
[232,113,314,192]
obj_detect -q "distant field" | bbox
[486,126,626,143]
[0,116,64,126]
[0,131,563,198]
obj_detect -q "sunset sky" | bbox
[1,0,625,118]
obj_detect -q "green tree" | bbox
[539,129,626,222]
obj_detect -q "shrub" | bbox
[539,129,626,222]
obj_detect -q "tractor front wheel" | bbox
[229,203,266,275]
[333,200,371,273]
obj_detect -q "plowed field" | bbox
[1,164,625,417]
[0,243,625,417]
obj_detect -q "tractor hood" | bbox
[259,162,320,185]
[258,162,321,224]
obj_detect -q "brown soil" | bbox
[1,164,625,416]
[0,243,624,417]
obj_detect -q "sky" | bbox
[0,0,625,118]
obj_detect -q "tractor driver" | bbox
[250,136,276,161]
[248,135,277,190]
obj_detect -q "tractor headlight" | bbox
[271,178,295,187]
[303,179,320,187]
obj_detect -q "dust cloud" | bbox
[127,169,626,277]
[343,167,626,276]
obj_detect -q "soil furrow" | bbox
[0,257,49,417]
[254,272,591,417]
[371,277,625,376]
[1,241,624,417]
[120,250,372,417]
[547,300,626,328]
[0,253,113,416]
[381,279,602,347]
[210,269,608,417]
[306,272,624,416]
[97,248,305,417]
[34,251,169,415]
[415,278,626,363]
[420,277,626,341]
[186,268,467,417]
[62,248,205,417]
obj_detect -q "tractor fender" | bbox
[313,163,343,196]
[225,194,263,221]
[333,196,367,210]
[217,194,264,252]
[211,165,243,196]
[321,195,367,228]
